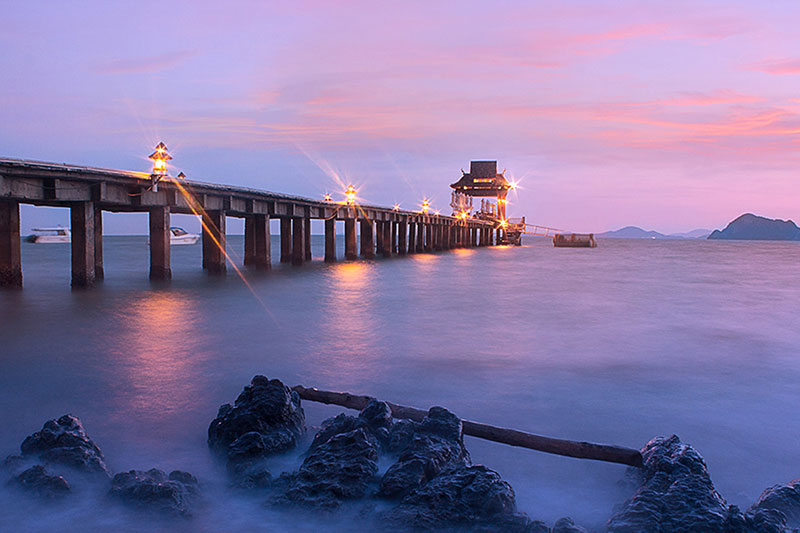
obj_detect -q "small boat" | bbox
[25,227,71,243]
[553,233,597,248]
[148,227,200,245]
[169,227,200,245]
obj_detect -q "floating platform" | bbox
[553,233,597,248]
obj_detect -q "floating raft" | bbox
[553,233,597,248]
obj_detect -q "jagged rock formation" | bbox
[277,427,379,509]
[109,469,200,517]
[748,479,800,530]
[208,375,306,479]
[8,465,71,499]
[383,464,544,532]
[606,435,795,532]
[16,414,109,475]
[379,406,470,499]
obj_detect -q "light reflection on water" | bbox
[1,236,799,530]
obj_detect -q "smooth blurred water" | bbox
[1,235,799,531]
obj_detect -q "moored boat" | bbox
[25,227,71,243]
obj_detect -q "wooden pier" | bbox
[0,158,501,288]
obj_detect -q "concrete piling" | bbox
[345,219,357,259]
[280,218,292,263]
[292,217,306,266]
[149,206,171,281]
[254,214,271,270]
[324,218,336,262]
[0,201,22,288]
[360,219,375,259]
[202,210,227,274]
[70,202,96,288]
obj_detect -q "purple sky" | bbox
[3,1,799,234]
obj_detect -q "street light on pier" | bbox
[392,203,400,211]
[148,142,172,192]
[324,193,333,202]
[345,185,357,205]
[421,199,430,214]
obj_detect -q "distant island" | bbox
[707,213,800,241]
[598,227,711,239]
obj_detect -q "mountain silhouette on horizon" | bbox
[707,213,800,241]
[598,226,711,239]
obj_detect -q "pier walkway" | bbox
[0,158,500,288]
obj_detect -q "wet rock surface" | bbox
[8,465,71,499]
[208,376,306,474]
[749,479,800,529]
[277,427,379,509]
[109,468,200,517]
[380,407,470,499]
[383,464,540,532]
[16,414,108,475]
[606,435,794,533]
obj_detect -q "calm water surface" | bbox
[1,236,799,530]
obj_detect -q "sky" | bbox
[2,0,799,234]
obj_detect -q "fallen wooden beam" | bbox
[292,385,643,468]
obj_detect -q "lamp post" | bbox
[345,185,357,205]
[421,199,430,214]
[148,142,172,192]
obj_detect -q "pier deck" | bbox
[0,158,499,288]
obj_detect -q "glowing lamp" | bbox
[421,199,430,214]
[498,198,508,205]
[500,219,508,228]
[177,172,186,180]
[392,203,400,211]
[345,184,357,205]
[148,142,172,177]
[324,193,333,202]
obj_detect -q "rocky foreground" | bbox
[4,375,800,531]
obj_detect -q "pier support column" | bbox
[444,224,451,250]
[70,201,96,288]
[254,214,271,270]
[424,223,433,252]
[382,220,392,257]
[345,219,357,259]
[391,222,397,254]
[496,228,502,245]
[360,219,375,259]
[202,210,227,274]
[397,220,407,255]
[149,206,171,281]
[0,201,22,288]
[324,218,336,262]
[304,218,312,261]
[407,222,416,254]
[416,222,424,252]
[292,217,306,266]
[375,221,384,255]
[244,216,256,266]
[472,227,478,247]
[280,218,292,263]
[94,206,104,280]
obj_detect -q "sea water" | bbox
[1,236,799,531]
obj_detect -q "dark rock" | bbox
[109,468,199,517]
[606,435,745,532]
[383,464,539,532]
[9,465,71,499]
[208,376,305,470]
[15,414,108,475]
[309,400,393,452]
[278,428,379,509]
[708,213,800,241]
[552,517,588,532]
[379,407,470,499]
[749,479,800,528]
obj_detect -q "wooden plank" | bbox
[293,385,643,468]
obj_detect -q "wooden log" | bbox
[292,385,643,468]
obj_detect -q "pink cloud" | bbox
[749,58,800,75]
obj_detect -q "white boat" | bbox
[169,227,200,245]
[25,227,71,243]
[148,227,200,245]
